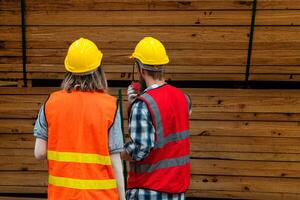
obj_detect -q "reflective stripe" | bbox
[155,130,189,148]
[48,151,111,165]
[140,93,164,148]
[49,175,117,190]
[184,94,192,114]
[141,94,190,149]
[131,155,190,173]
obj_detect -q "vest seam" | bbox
[108,98,119,134]
[43,93,51,128]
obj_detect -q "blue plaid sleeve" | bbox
[124,100,155,161]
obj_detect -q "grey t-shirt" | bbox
[34,103,124,154]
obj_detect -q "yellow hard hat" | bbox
[131,37,169,65]
[64,38,103,73]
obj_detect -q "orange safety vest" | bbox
[45,90,119,200]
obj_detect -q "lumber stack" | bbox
[251,1,300,81]
[2,1,299,83]
[0,87,300,199]
[1,0,300,199]
[1,0,254,83]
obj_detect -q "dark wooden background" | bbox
[1,0,300,199]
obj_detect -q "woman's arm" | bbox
[108,103,126,199]
[34,138,47,160]
[110,153,125,200]
[33,105,48,160]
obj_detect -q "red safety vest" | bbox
[127,84,190,193]
[45,90,119,200]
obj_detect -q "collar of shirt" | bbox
[144,83,165,93]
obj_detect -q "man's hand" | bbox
[121,150,134,162]
[127,85,138,104]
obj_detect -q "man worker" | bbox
[34,38,125,200]
[121,37,192,200]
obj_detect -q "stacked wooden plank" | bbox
[189,89,300,199]
[2,1,300,83]
[251,1,300,81]
[1,0,300,199]
[0,87,300,199]
[0,0,255,83]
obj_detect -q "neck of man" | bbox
[145,78,166,88]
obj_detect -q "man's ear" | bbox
[139,68,146,77]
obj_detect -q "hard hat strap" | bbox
[132,62,136,82]
[135,59,164,72]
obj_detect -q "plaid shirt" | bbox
[124,84,191,200]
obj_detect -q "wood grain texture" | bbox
[2,0,300,198]
[0,87,300,199]
[1,0,254,11]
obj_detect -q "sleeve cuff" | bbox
[109,147,124,154]
[34,133,48,141]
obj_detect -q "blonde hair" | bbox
[61,68,108,92]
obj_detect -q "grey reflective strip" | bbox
[140,93,164,148]
[154,130,189,149]
[184,94,192,114]
[131,155,190,174]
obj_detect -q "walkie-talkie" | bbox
[130,62,141,95]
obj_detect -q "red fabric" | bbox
[45,90,118,200]
[128,85,190,193]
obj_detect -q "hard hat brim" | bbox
[130,53,169,66]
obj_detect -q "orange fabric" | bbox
[48,161,115,180]
[48,185,119,200]
[45,90,118,200]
